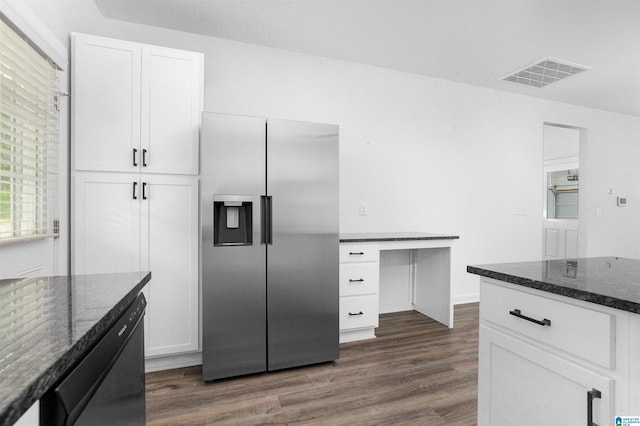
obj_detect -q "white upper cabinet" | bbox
[141,46,202,174]
[72,35,141,173]
[72,33,203,175]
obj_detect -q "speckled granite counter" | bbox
[467,257,640,314]
[340,232,459,243]
[0,272,151,426]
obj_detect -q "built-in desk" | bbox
[339,232,458,343]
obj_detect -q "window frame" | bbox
[0,5,63,245]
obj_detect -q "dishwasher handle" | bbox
[41,294,147,426]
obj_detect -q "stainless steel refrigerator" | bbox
[201,112,339,381]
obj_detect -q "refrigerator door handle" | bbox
[260,195,271,244]
[267,196,273,244]
[261,196,266,244]
[261,195,273,245]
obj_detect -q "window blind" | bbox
[0,16,59,242]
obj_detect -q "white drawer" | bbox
[480,280,615,369]
[339,244,379,263]
[340,263,379,297]
[339,295,378,331]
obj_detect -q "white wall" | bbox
[24,0,640,301]
[544,125,579,162]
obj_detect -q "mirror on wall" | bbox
[542,124,581,260]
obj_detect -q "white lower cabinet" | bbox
[479,326,613,425]
[339,244,380,343]
[479,278,631,425]
[73,173,141,275]
[141,175,199,357]
[73,172,199,358]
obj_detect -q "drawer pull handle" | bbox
[349,278,364,283]
[348,311,364,317]
[509,309,551,327]
[587,388,601,426]
[349,252,365,256]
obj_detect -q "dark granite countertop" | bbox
[340,232,459,243]
[0,271,151,426]
[468,257,640,314]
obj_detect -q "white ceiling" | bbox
[94,0,640,117]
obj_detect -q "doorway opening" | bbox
[542,123,583,259]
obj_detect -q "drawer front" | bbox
[339,295,378,331]
[480,280,615,369]
[339,244,379,263]
[340,263,379,297]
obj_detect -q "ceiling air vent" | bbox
[499,57,591,88]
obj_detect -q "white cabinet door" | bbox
[140,175,199,357]
[73,173,141,274]
[478,325,613,426]
[141,46,202,175]
[72,34,141,173]
[72,34,202,175]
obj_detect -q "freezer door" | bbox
[201,112,267,381]
[266,119,339,371]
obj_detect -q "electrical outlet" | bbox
[359,203,369,216]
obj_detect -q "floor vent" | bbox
[500,57,591,88]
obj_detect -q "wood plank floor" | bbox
[146,303,479,425]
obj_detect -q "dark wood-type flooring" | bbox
[146,303,479,425]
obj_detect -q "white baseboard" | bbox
[379,301,413,314]
[454,293,479,305]
[340,328,376,343]
[145,351,202,373]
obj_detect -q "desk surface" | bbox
[340,232,459,243]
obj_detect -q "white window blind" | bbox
[0,16,59,243]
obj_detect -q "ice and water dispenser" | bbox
[213,195,253,246]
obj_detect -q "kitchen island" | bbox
[0,272,151,426]
[468,257,640,425]
[339,232,458,342]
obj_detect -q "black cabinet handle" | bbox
[348,311,363,317]
[509,309,551,326]
[142,149,148,167]
[142,182,147,200]
[132,148,138,166]
[349,252,365,256]
[349,279,364,283]
[587,388,601,426]
[132,181,138,200]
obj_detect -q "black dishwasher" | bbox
[41,293,147,426]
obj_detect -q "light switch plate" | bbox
[617,196,627,207]
[359,203,369,216]
[513,207,527,216]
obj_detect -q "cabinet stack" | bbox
[71,33,203,364]
[338,243,380,342]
